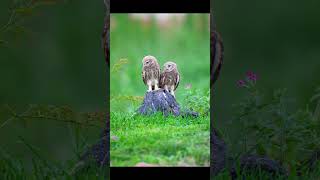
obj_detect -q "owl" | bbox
[142,55,161,92]
[160,61,180,97]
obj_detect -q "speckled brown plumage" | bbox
[142,55,160,92]
[160,61,180,97]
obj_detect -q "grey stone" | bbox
[137,89,198,118]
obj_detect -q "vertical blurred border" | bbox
[210,1,225,176]
[103,0,110,167]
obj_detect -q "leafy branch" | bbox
[0,0,64,46]
[111,58,129,73]
[0,104,106,130]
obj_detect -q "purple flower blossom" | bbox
[237,80,246,87]
[246,71,258,82]
[236,71,259,88]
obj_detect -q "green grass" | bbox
[212,155,320,179]
[213,166,320,180]
[0,140,109,179]
[110,112,210,166]
[0,105,108,179]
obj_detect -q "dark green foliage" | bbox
[0,0,65,46]
[218,73,320,178]
[0,104,108,179]
[182,88,210,116]
[0,141,109,179]
[214,162,320,180]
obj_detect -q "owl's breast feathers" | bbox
[160,71,179,89]
[142,65,160,85]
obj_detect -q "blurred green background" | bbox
[110,13,210,112]
[213,1,320,128]
[0,0,106,172]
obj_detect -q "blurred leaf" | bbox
[256,142,266,155]
[310,93,320,103]
[14,7,34,15]
[10,25,28,34]
[35,0,59,6]
[0,40,8,45]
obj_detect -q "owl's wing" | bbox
[174,71,180,90]
[155,65,160,82]
[160,72,164,88]
[142,70,147,85]
[156,62,161,79]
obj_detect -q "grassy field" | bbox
[110,14,210,166]
[110,113,209,166]
[0,154,109,179]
